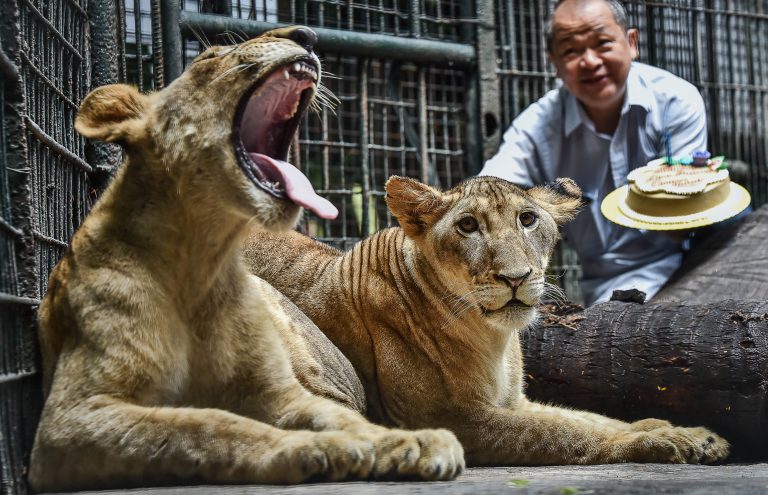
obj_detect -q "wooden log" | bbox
[523,299,768,461]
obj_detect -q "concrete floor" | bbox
[59,464,768,495]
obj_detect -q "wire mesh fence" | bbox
[1,0,95,492]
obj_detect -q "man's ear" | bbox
[385,176,448,238]
[527,177,583,225]
[75,84,148,143]
[627,28,639,60]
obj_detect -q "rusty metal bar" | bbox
[134,0,144,91]
[0,293,40,307]
[417,70,429,185]
[20,0,83,61]
[0,371,37,387]
[63,0,87,17]
[0,48,19,81]
[18,52,79,109]
[0,216,24,238]
[475,0,501,163]
[31,229,69,249]
[178,11,476,68]
[358,57,370,238]
[161,0,183,83]
[24,117,92,173]
[151,0,165,88]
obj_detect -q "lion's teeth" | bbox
[293,62,301,72]
[283,70,289,80]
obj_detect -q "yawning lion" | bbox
[28,27,463,491]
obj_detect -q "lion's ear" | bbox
[385,176,447,238]
[75,84,148,143]
[527,178,583,225]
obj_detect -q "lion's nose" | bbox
[496,270,532,290]
[288,26,318,52]
[263,25,318,52]
[265,25,317,53]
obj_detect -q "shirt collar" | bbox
[563,63,654,137]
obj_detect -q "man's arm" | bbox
[478,95,559,187]
[665,87,707,156]
[480,123,539,187]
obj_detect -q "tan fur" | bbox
[29,28,463,492]
[244,175,730,466]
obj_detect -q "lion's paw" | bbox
[266,430,375,483]
[684,426,730,464]
[618,426,729,464]
[366,428,464,481]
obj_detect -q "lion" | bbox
[28,26,464,492]
[243,175,730,466]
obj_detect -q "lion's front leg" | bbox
[30,389,376,492]
[451,401,729,466]
[245,284,464,481]
[263,384,463,481]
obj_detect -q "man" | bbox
[480,0,707,305]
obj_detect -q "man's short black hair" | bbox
[545,0,629,53]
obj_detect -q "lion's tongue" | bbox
[249,153,338,219]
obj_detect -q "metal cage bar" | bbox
[1,0,118,492]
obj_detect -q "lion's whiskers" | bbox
[440,289,481,325]
[441,286,506,328]
[221,31,247,46]
[189,25,212,50]
[310,84,339,115]
[542,281,569,306]
[212,62,257,84]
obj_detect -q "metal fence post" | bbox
[161,0,183,84]
[475,0,501,166]
[87,0,124,188]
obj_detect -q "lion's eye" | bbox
[519,211,537,228]
[458,216,479,234]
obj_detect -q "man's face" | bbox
[548,0,638,117]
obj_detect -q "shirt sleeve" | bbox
[479,90,561,188]
[665,88,708,156]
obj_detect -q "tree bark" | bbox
[523,206,768,461]
[523,299,768,460]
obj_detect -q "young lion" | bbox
[244,175,730,466]
[28,27,463,492]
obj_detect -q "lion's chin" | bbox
[483,303,537,329]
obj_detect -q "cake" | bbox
[601,151,751,230]
[623,155,730,217]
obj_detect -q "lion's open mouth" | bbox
[233,58,337,219]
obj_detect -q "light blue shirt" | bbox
[481,62,707,305]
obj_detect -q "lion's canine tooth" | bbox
[293,62,301,72]
[283,70,289,80]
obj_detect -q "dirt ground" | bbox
[55,463,768,495]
